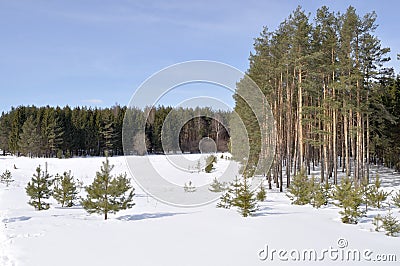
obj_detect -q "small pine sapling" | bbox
[216,176,241,209]
[25,164,53,211]
[205,155,217,173]
[229,176,242,200]
[381,210,400,237]
[309,176,328,209]
[339,188,364,224]
[184,181,196,192]
[0,170,14,187]
[333,177,364,224]
[322,181,332,205]
[209,177,227,193]
[373,214,383,232]
[368,174,390,209]
[256,181,267,202]
[205,163,214,173]
[81,158,135,220]
[360,178,373,212]
[206,155,217,164]
[286,169,310,205]
[232,177,258,217]
[392,190,400,209]
[196,160,201,173]
[53,171,78,207]
[375,190,390,209]
[217,192,232,209]
[332,177,352,207]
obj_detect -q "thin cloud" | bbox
[82,99,103,104]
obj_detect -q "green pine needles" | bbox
[286,169,310,205]
[81,158,135,220]
[360,174,390,211]
[369,174,390,209]
[333,177,364,224]
[205,155,217,173]
[256,181,267,202]
[375,210,400,237]
[382,210,400,237]
[217,175,258,217]
[309,176,329,208]
[0,170,14,187]
[208,177,227,193]
[217,176,241,209]
[53,171,79,207]
[25,164,53,211]
[232,177,258,217]
[286,171,329,208]
[392,190,400,208]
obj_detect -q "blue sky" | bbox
[0,0,399,112]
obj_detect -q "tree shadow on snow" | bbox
[117,212,186,221]
[2,216,31,223]
[254,206,294,217]
[54,205,83,210]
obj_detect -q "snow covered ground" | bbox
[0,155,399,266]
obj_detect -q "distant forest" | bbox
[0,105,230,157]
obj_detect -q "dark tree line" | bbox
[371,74,400,170]
[0,105,230,157]
[144,106,230,154]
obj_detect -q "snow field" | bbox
[0,155,399,266]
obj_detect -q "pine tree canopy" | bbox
[25,164,53,211]
[81,158,135,220]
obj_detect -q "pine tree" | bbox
[360,178,373,212]
[0,170,14,187]
[373,214,383,232]
[332,177,352,207]
[286,169,310,205]
[216,176,241,209]
[368,174,390,209]
[81,158,135,220]
[322,182,332,204]
[0,113,10,155]
[26,164,53,210]
[46,115,64,157]
[208,177,227,193]
[309,176,328,208]
[205,163,214,173]
[392,190,400,208]
[183,181,196,193]
[339,189,364,224]
[333,177,364,224]
[8,108,22,155]
[19,116,41,157]
[381,210,400,237]
[204,155,216,173]
[206,155,217,165]
[196,160,201,173]
[375,190,390,209]
[256,181,267,202]
[232,177,258,217]
[216,191,232,209]
[100,114,116,156]
[53,171,78,207]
